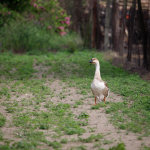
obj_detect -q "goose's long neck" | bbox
[94,62,101,80]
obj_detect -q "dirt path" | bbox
[44,79,150,150]
[0,64,150,150]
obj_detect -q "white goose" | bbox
[89,58,109,105]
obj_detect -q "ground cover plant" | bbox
[0,50,150,149]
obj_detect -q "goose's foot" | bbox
[92,103,97,105]
[92,97,97,105]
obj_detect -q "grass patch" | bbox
[0,50,150,149]
[0,114,6,127]
[78,134,103,143]
[109,142,126,150]
[70,145,87,150]
[91,102,107,109]
[78,112,89,120]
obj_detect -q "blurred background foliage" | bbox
[0,0,82,53]
[0,0,150,72]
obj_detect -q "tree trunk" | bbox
[127,0,136,62]
[148,0,150,70]
[119,0,127,56]
[92,0,97,48]
[84,8,93,48]
[73,0,84,37]
[137,0,148,69]
[104,0,111,51]
[96,0,103,50]
[112,0,120,52]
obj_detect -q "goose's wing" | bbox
[102,81,110,98]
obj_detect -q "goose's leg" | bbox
[95,97,97,105]
[104,97,106,104]
[92,97,97,105]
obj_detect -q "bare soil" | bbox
[48,80,150,150]
[0,64,150,150]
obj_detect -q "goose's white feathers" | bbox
[89,58,109,104]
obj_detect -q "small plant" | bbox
[91,103,107,110]
[109,142,126,150]
[75,100,83,105]
[6,107,16,113]
[70,145,87,150]
[0,130,4,141]
[39,123,49,130]
[93,142,101,148]
[91,104,100,109]
[0,114,6,127]
[102,139,113,145]
[60,138,68,144]
[137,136,143,140]
[78,134,103,143]
[73,104,78,108]
[118,124,126,130]
[78,121,88,126]
[78,112,89,119]
[47,140,62,149]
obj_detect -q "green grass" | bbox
[0,50,150,149]
[78,134,104,143]
[109,142,126,150]
[0,114,6,127]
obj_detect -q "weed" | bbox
[91,105,100,109]
[47,140,62,149]
[118,124,126,130]
[141,146,150,150]
[73,104,78,108]
[91,102,107,109]
[102,139,113,145]
[137,136,143,140]
[0,145,16,150]
[78,112,89,119]
[75,100,83,105]
[6,107,16,113]
[39,123,49,130]
[12,140,39,149]
[70,145,87,150]
[78,121,88,126]
[93,142,101,148]
[60,138,68,144]
[78,134,103,143]
[0,114,6,127]
[109,142,126,150]
[0,130,4,141]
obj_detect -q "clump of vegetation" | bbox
[0,114,6,127]
[47,140,62,149]
[91,102,107,109]
[0,0,83,54]
[0,22,82,53]
[78,112,89,119]
[60,138,68,144]
[109,142,126,150]
[78,134,103,143]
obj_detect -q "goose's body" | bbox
[89,58,109,105]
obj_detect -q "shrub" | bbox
[0,21,82,53]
